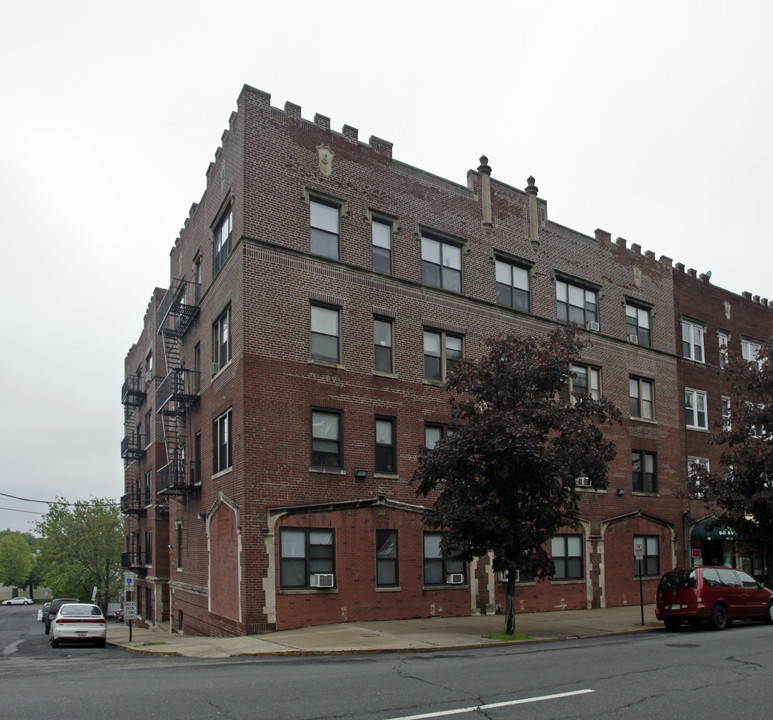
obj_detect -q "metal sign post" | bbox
[634,540,645,626]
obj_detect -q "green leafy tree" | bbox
[0,532,33,591]
[35,497,123,612]
[689,337,773,584]
[414,326,620,635]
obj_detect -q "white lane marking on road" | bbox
[2,640,23,656]
[384,689,595,720]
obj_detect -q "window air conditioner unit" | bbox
[210,362,220,376]
[447,573,465,585]
[497,570,520,583]
[627,334,639,344]
[586,321,600,332]
[311,573,335,588]
[575,476,592,488]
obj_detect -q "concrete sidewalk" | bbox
[106,604,662,658]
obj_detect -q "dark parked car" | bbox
[656,566,773,631]
[44,598,80,634]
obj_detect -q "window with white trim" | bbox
[717,332,729,368]
[681,320,705,362]
[742,339,763,370]
[563,363,601,404]
[685,388,708,429]
[212,306,231,371]
[721,396,731,431]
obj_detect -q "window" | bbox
[681,320,704,362]
[144,531,152,566]
[144,470,152,505]
[551,535,583,580]
[145,352,153,384]
[717,332,729,368]
[742,339,762,370]
[632,451,657,493]
[564,363,601,403]
[425,423,452,450]
[721,396,731,431]
[625,304,651,347]
[193,432,202,484]
[629,377,655,420]
[374,317,393,373]
[685,388,707,430]
[280,528,335,588]
[424,330,463,382]
[495,259,529,312]
[372,219,392,274]
[633,535,659,576]
[423,532,466,585]
[688,456,710,475]
[212,306,231,371]
[310,200,339,260]
[311,409,342,468]
[311,304,340,363]
[176,524,183,571]
[421,235,461,292]
[144,410,152,446]
[556,279,597,328]
[194,255,202,294]
[213,204,233,275]
[375,417,396,474]
[213,408,232,473]
[376,530,399,587]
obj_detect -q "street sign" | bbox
[123,601,137,620]
[634,540,644,560]
[125,572,135,589]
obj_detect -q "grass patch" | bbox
[138,641,169,646]
[483,631,531,642]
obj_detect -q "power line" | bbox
[0,506,45,515]
[0,492,118,507]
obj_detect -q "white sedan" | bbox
[2,596,32,605]
[49,603,107,648]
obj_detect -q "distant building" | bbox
[121,85,773,636]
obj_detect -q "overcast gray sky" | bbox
[1,0,771,534]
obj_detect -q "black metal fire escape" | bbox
[156,279,201,497]
[120,374,146,515]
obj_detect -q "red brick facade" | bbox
[121,85,772,636]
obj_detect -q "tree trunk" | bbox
[504,573,516,635]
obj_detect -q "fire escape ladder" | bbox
[156,279,200,498]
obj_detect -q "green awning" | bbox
[691,519,738,542]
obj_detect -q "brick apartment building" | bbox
[121,84,772,636]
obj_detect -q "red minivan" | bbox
[656,566,773,631]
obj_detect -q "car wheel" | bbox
[710,604,728,630]
[664,619,681,632]
[50,636,59,648]
[765,601,773,625]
